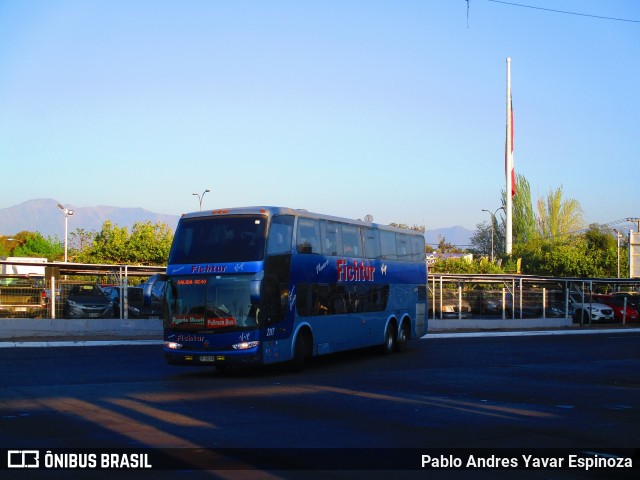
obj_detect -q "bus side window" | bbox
[380,230,397,260]
[322,221,342,256]
[296,218,320,254]
[397,234,410,261]
[341,224,362,257]
[410,234,426,261]
[363,227,380,259]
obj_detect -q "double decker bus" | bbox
[155,207,427,370]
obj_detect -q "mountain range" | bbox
[0,198,473,248]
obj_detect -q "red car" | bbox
[592,294,640,323]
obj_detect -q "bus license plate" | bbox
[200,356,217,362]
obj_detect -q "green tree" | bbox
[69,228,96,254]
[470,221,492,257]
[389,223,426,234]
[74,220,173,265]
[429,257,503,274]
[513,224,623,278]
[0,236,14,256]
[537,186,583,239]
[7,231,63,261]
[436,236,465,254]
[78,220,129,263]
[507,174,537,245]
[127,221,173,265]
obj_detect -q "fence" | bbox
[2,260,640,331]
[429,273,640,328]
[0,260,164,321]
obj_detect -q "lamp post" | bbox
[57,203,74,262]
[481,206,505,262]
[192,189,210,211]
[613,228,622,278]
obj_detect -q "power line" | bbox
[488,0,640,24]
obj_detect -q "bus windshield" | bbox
[164,274,258,332]
[169,215,267,264]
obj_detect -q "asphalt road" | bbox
[1,332,639,479]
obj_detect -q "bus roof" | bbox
[179,206,423,236]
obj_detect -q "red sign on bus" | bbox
[206,317,237,328]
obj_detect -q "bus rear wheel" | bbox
[395,321,410,352]
[380,322,396,355]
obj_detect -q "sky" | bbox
[1,0,639,233]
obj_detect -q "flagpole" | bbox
[505,57,513,255]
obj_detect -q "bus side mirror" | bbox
[143,273,167,306]
[250,271,264,304]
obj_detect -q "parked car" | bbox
[570,295,615,323]
[63,284,113,319]
[431,293,472,319]
[517,302,569,318]
[591,294,639,323]
[102,285,162,319]
[610,292,640,312]
[0,275,46,318]
[468,291,510,316]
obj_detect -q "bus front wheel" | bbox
[290,330,311,372]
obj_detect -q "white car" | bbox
[432,294,472,319]
[570,296,615,323]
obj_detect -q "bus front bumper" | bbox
[163,347,261,367]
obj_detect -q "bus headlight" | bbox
[232,341,259,350]
[164,341,183,350]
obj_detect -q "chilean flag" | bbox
[506,92,515,197]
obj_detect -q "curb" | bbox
[2,327,639,348]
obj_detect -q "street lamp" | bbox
[481,206,505,262]
[57,203,74,262]
[613,228,622,278]
[192,189,210,211]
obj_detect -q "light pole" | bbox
[481,206,505,262]
[57,203,74,262]
[613,228,622,278]
[192,189,210,211]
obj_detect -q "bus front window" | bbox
[164,275,259,331]
[169,215,267,264]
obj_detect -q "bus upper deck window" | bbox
[296,219,320,254]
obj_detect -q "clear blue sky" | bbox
[1,0,638,232]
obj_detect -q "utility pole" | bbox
[57,203,74,262]
[612,229,622,278]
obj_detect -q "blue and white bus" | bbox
[157,207,427,369]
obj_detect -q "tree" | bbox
[537,186,583,240]
[69,228,96,254]
[74,220,173,265]
[5,231,63,261]
[503,174,537,245]
[435,236,465,254]
[127,221,174,265]
[429,255,504,274]
[77,220,129,263]
[470,221,493,257]
[0,236,14,256]
[513,224,624,277]
[389,223,426,234]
